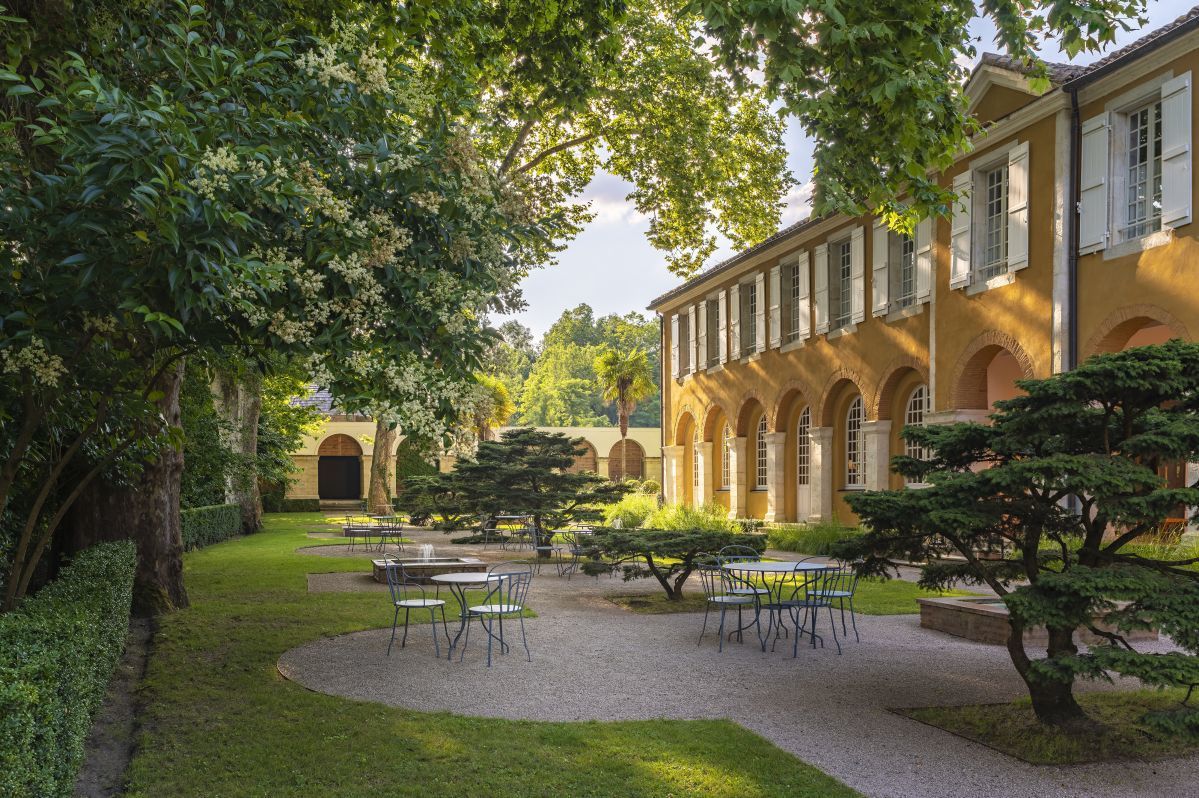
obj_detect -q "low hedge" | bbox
[265,498,320,514]
[766,521,862,556]
[0,541,136,797]
[181,503,242,550]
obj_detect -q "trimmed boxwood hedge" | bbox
[273,498,320,513]
[181,503,242,550]
[0,541,136,797]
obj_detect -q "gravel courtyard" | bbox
[280,528,1197,798]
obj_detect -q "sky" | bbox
[510,1,1196,338]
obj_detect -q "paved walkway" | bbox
[281,527,1195,798]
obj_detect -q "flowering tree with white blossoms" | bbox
[0,3,543,611]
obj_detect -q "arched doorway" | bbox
[318,434,363,500]
[565,441,598,474]
[950,336,1034,414]
[608,439,645,481]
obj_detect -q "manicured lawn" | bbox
[607,578,978,616]
[125,513,861,797]
[898,690,1199,764]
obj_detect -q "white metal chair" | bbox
[383,559,450,657]
[458,561,533,667]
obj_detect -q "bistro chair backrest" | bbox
[383,557,424,605]
[699,559,758,600]
[483,561,533,609]
[822,561,860,596]
[718,545,762,565]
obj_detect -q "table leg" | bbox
[447,584,472,659]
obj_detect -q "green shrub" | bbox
[767,521,862,555]
[603,492,659,528]
[644,502,737,533]
[636,479,661,495]
[180,504,242,551]
[0,541,136,798]
[265,498,320,514]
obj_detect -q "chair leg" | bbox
[387,606,399,656]
[518,614,531,662]
[429,608,441,658]
[486,617,494,668]
[849,596,860,642]
[828,604,842,654]
[440,606,451,646]
[716,606,727,653]
[458,613,472,662]
[698,603,711,645]
[401,607,410,649]
[498,614,507,654]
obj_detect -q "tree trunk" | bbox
[1005,620,1093,729]
[212,369,262,534]
[66,362,188,616]
[367,418,396,514]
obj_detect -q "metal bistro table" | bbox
[721,561,831,653]
[431,571,500,659]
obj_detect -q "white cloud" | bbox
[780,180,814,226]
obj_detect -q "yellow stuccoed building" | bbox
[650,11,1199,526]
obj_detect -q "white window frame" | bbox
[740,278,759,357]
[976,160,1010,281]
[1120,97,1164,242]
[755,414,768,490]
[720,423,732,489]
[829,237,853,332]
[903,385,929,486]
[889,231,917,310]
[692,428,700,491]
[677,311,691,377]
[844,396,864,489]
[705,296,720,367]
[796,406,811,487]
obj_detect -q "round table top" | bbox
[721,560,830,573]
[430,572,497,584]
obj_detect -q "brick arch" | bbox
[671,405,697,445]
[770,377,818,432]
[318,433,362,457]
[948,330,1036,411]
[700,401,731,442]
[565,440,598,474]
[1083,304,1189,358]
[732,390,768,437]
[816,368,867,426]
[608,439,645,481]
[872,357,930,421]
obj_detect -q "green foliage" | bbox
[179,362,243,509]
[691,0,1148,232]
[513,305,662,428]
[603,492,660,528]
[644,502,738,533]
[263,497,320,514]
[393,438,438,487]
[453,428,631,546]
[0,541,135,797]
[845,341,1199,729]
[595,346,657,445]
[637,479,661,495]
[397,474,475,531]
[180,505,243,552]
[256,370,323,496]
[767,522,863,556]
[586,527,765,599]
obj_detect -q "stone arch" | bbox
[733,391,768,437]
[1083,304,1189,358]
[565,440,598,474]
[948,331,1036,411]
[608,439,645,481]
[770,377,818,431]
[816,368,867,426]
[671,406,697,445]
[317,433,362,457]
[873,357,930,421]
[700,401,731,442]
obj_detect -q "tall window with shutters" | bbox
[721,423,732,489]
[755,415,768,490]
[742,281,758,355]
[830,239,853,331]
[844,396,864,489]
[705,298,720,366]
[979,164,1009,280]
[788,260,803,339]
[692,428,700,493]
[1124,99,1163,240]
[891,232,916,308]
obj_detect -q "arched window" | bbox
[904,385,929,469]
[721,423,732,489]
[796,406,811,486]
[845,396,864,488]
[692,428,700,491]
[755,415,768,489]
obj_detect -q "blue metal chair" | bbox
[459,561,533,667]
[383,558,450,657]
[811,560,861,642]
[783,566,843,657]
[717,545,771,599]
[697,562,762,652]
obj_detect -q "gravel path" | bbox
[281,530,1195,798]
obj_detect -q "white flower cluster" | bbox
[293,164,350,223]
[296,42,356,88]
[84,313,118,336]
[357,46,391,96]
[2,336,66,387]
[410,190,442,215]
[192,145,240,200]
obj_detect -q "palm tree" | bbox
[472,373,515,442]
[594,347,656,481]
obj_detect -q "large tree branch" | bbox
[498,117,538,175]
[514,132,601,176]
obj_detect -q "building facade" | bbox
[287,422,663,503]
[651,11,1199,525]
